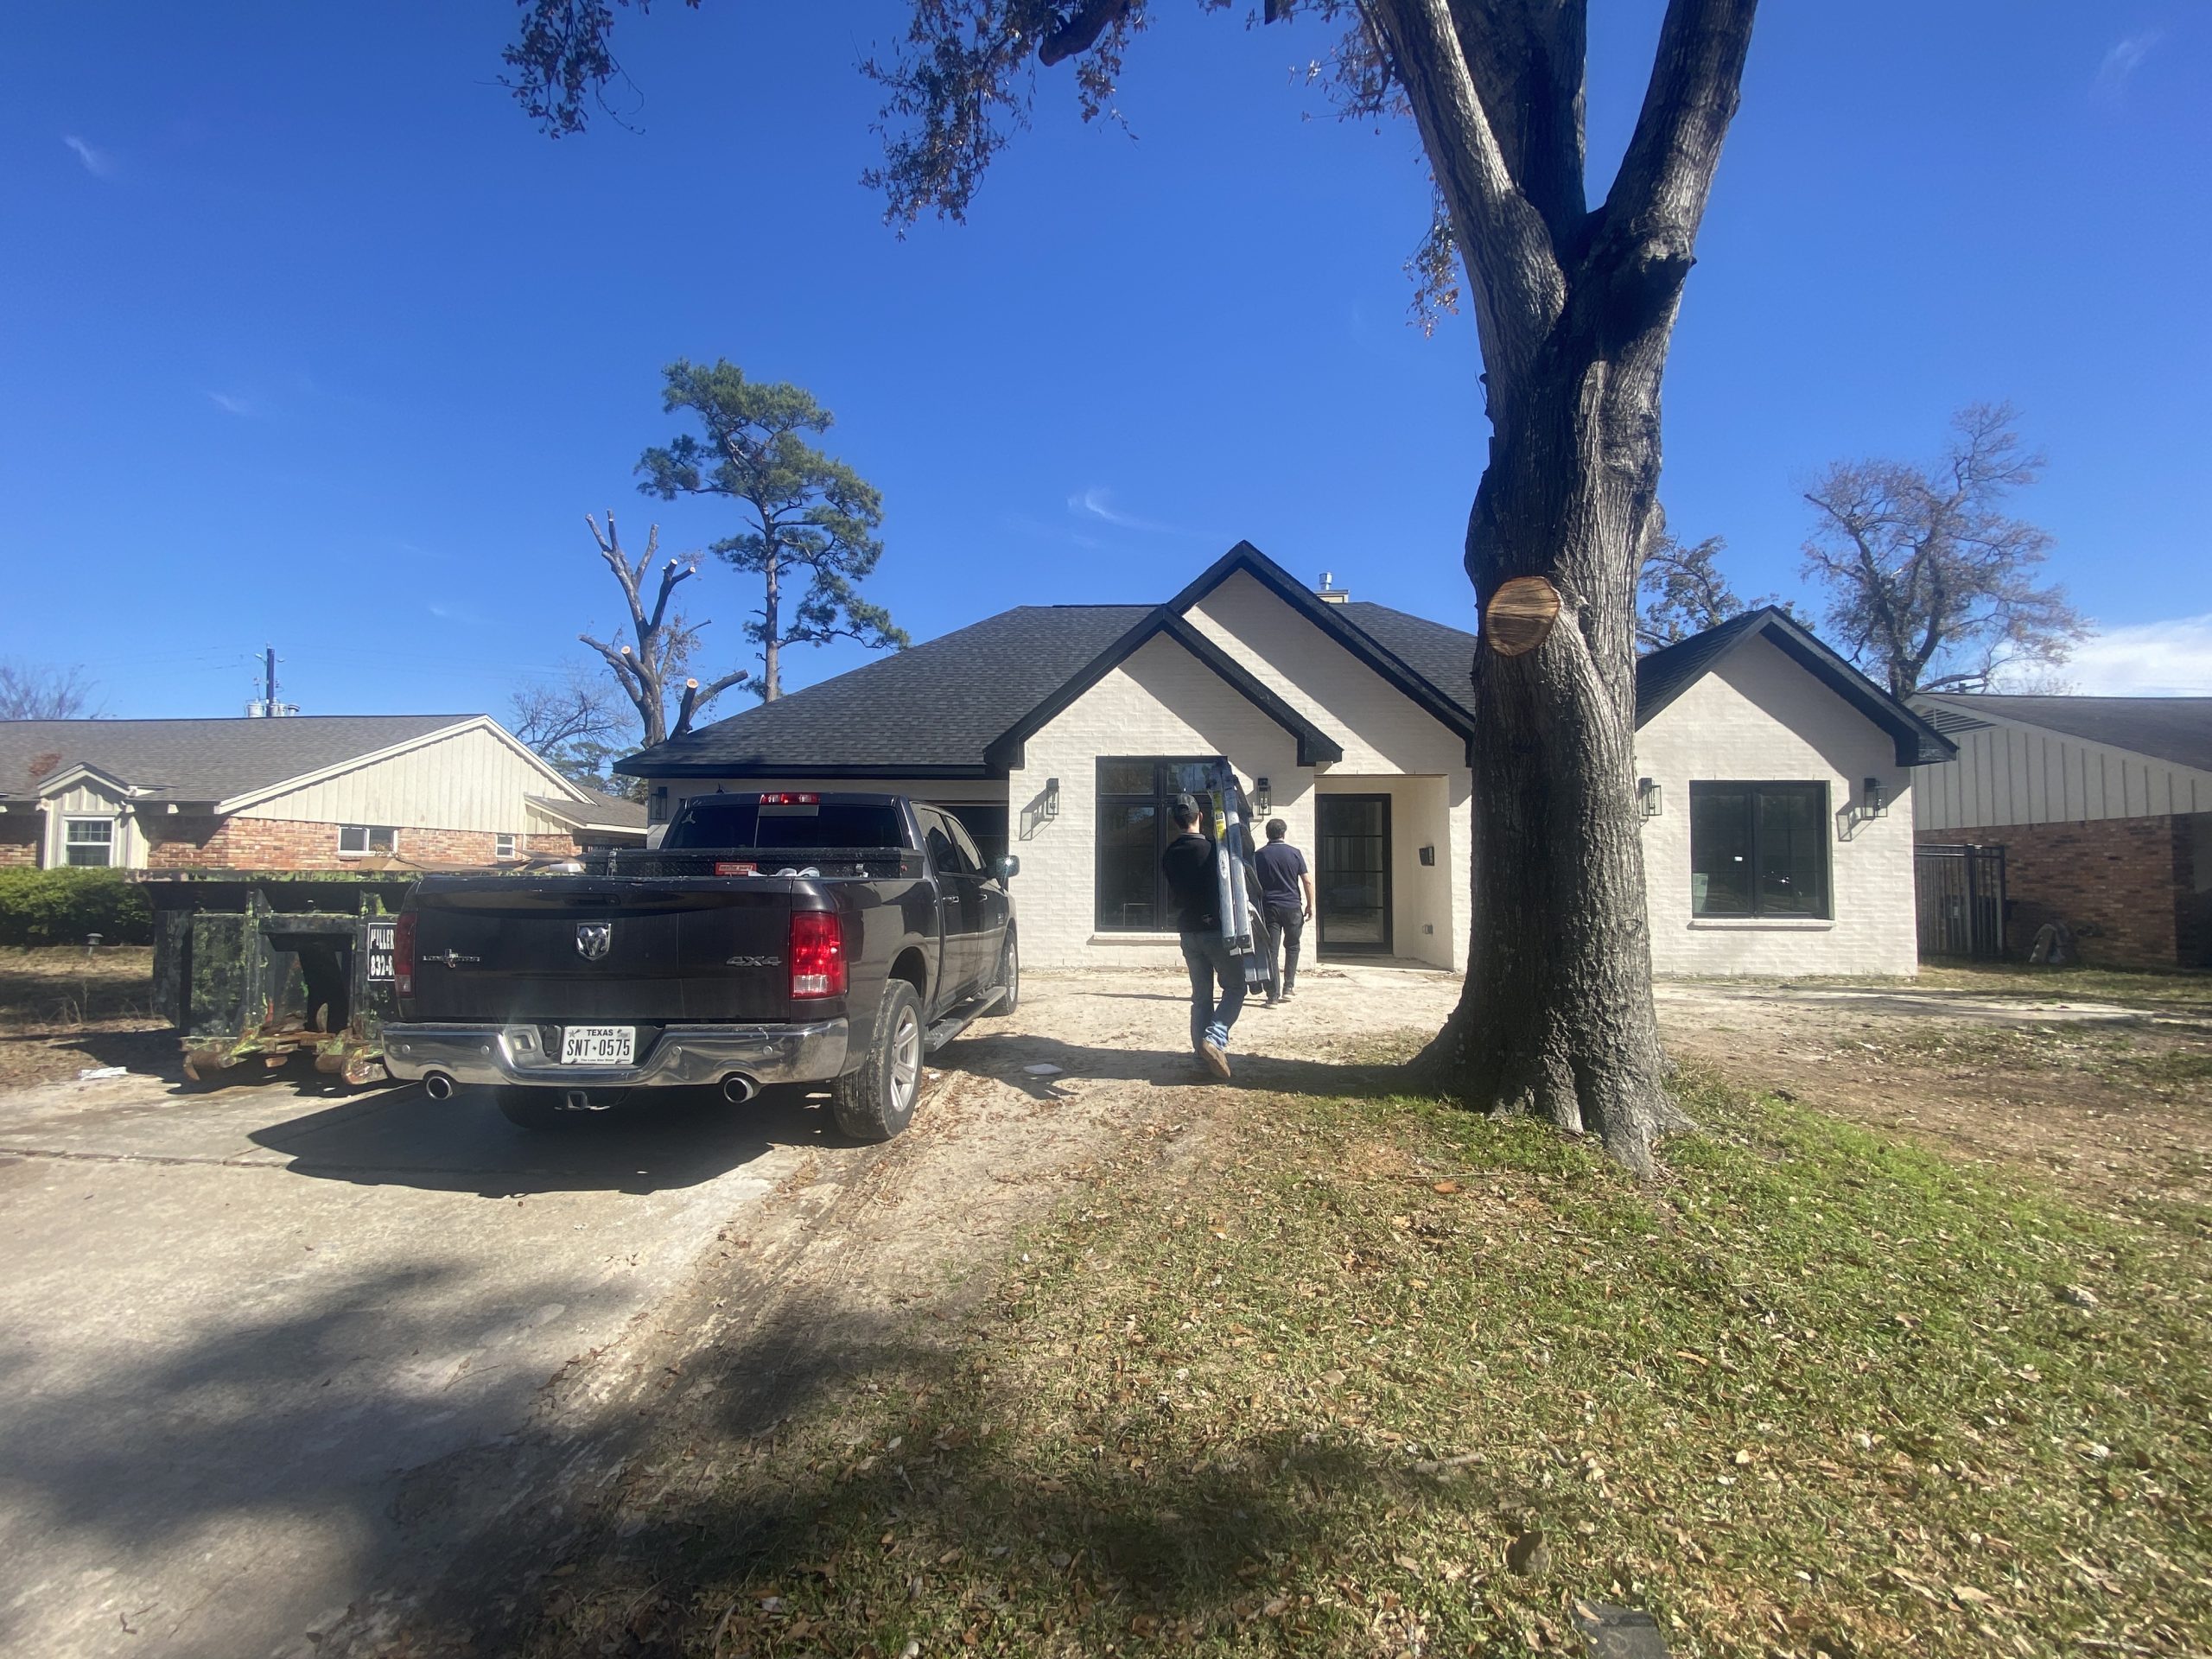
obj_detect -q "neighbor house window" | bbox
[64,817,116,868]
[495,832,518,860]
[1096,757,1217,932]
[1689,782,1830,918]
[338,824,397,856]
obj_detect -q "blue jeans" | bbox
[1181,931,1246,1051]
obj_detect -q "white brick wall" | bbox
[1635,633,1919,976]
[1011,633,1307,968]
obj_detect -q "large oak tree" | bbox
[504,0,1760,1174]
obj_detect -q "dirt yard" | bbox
[0,944,168,1089]
[266,958,2209,1655]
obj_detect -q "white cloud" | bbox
[63,134,116,178]
[205,391,256,416]
[2094,29,2163,99]
[2064,613,2212,695]
[1066,486,1195,537]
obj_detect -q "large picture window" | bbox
[1096,757,1217,932]
[1689,782,1830,918]
[64,817,115,868]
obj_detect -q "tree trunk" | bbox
[1419,330,1689,1176]
[763,556,782,702]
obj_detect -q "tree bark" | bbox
[1370,0,1757,1174]
[762,553,782,702]
[1417,330,1688,1175]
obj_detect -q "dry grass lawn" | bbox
[0,944,168,1088]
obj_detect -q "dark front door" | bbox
[1316,794,1391,956]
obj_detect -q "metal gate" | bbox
[1915,843,2007,959]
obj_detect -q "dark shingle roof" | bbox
[1338,601,1480,720]
[632,607,1153,776]
[1915,694,2212,773]
[0,715,478,804]
[617,544,1952,779]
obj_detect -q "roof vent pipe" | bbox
[1317,571,1350,604]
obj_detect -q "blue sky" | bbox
[4,3,2208,722]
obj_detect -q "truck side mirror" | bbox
[992,855,1020,882]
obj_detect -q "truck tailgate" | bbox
[406,879,798,1023]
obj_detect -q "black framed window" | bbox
[1689,782,1830,918]
[1096,757,1216,931]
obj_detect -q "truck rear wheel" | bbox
[832,979,923,1142]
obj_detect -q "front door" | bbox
[1316,794,1392,957]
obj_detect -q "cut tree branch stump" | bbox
[1484,575,1561,656]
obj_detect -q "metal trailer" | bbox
[147,878,416,1085]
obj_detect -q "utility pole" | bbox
[248,645,296,717]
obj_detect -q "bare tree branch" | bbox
[575,510,747,745]
[1801,404,2083,696]
[0,660,103,721]
[1363,0,1565,397]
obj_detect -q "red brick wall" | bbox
[142,816,582,870]
[1918,814,2192,968]
[0,817,37,867]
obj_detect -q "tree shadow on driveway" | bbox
[245,1081,853,1198]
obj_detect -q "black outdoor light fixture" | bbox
[1042,777,1061,820]
[1251,776,1271,815]
[1638,777,1663,819]
[1860,776,1887,820]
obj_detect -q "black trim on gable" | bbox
[982,608,1345,772]
[1166,542,1480,744]
[1635,607,1955,767]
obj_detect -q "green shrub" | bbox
[0,868,155,946]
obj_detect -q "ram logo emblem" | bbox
[575,922,613,962]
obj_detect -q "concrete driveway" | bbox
[0,1067,830,1659]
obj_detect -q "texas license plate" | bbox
[560,1025,634,1066]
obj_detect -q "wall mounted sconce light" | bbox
[1637,777,1662,819]
[1042,777,1061,821]
[1251,776,1271,816]
[1418,844,1436,867]
[1859,776,1886,821]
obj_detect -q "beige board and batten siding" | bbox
[1636,631,1918,976]
[232,720,579,834]
[1913,717,2212,830]
[43,778,142,868]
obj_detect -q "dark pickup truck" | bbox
[378,791,1018,1140]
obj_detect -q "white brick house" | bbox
[625,544,1950,976]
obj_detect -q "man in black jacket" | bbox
[1160,798,1244,1078]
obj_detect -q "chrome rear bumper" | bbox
[380,1020,849,1090]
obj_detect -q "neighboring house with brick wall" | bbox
[1912,694,2212,967]
[0,714,645,872]
[621,543,1949,976]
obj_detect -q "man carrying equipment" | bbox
[1160,798,1244,1077]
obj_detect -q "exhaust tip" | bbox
[721,1074,759,1104]
[422,1072,456,1101]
